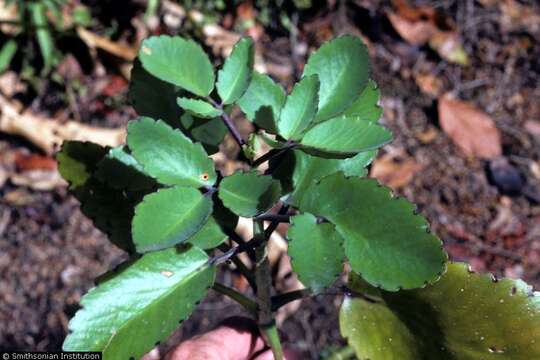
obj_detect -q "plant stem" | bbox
[271,288,312,311]
[212,282,258,315]
[253,219,283,360]
[217,243,257,292]
[205,96,245,148]
[254,213,291,223]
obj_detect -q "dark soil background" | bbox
[0,0,539,358]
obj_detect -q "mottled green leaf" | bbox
[95,146,156,191]
[187,217,227,250]
[56,141,108,189]
[300,115,392,156]
[300,173,447,290]
[177,97,222,118]
[343,79,382,122]
[127,117,216,188]
[303,36,369,122]
[288,213,345,293]
[63,246,215,359]
[132,186,212,252]
[219,171,281,217]
[237,72,286,133]
[277,75,319,140]
[216,37,254,104]
[139,35,214,96]
[271,149,376,205]
[341,263,540,360]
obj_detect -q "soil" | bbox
[0,0,539,357]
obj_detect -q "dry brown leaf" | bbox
[0,95,125,154]
[438,94,502,159]
[370,153,423,190]
[0,0,18,35]
[387,0,469,65]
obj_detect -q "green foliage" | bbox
[276,75,319,140]
[127,117,217,188]
[303,35,369,122]
[57,34,539,359]
[132,186,212,252]
[299,173,447,291]
[287,213,344,293]
[237,72,286,133]
[216,37,255,104]
[63,246,215,359]
[139,35,215,96]
[341,263,540,359]
[218,171,281,217]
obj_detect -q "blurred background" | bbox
[0,0,538,356]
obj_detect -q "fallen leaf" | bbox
[387,0,469,65]
[10,169,66,191]
[438,93,502,159]
[370,153,423,190]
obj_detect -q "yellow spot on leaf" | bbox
[200,173,209,181]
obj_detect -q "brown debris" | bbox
[438,93,502,159]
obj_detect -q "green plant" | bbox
[0,0,91,75]
[57,34,540,359]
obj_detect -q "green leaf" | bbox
[179,113,227,155]
[187,217,227,250]
[95,146,156,191]
[139,35,215,96]
[218,171,282,217]
[63,246,215,359]
[303,35,369,122]
[216,37,255,104]
[287,213,345,293]
[73,179,136,253]
[30,2,55,73]
[132,186,212,252]
[299,173,447,290]
[0,39,17,73]
[177,97,222,118]
[300,115,392,156]
[56,141,108,189]
[341,263,540,360]
[237,72,286,133]
[277,75,319,140]
[343,79,382,122]
[129,59,182,126]
[127,117,216,188]
[271,149,376,205]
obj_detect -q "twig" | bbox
[271,288,312,311]
[254,213,291,223]
[212,282,258,315]
[205,96,245,148]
